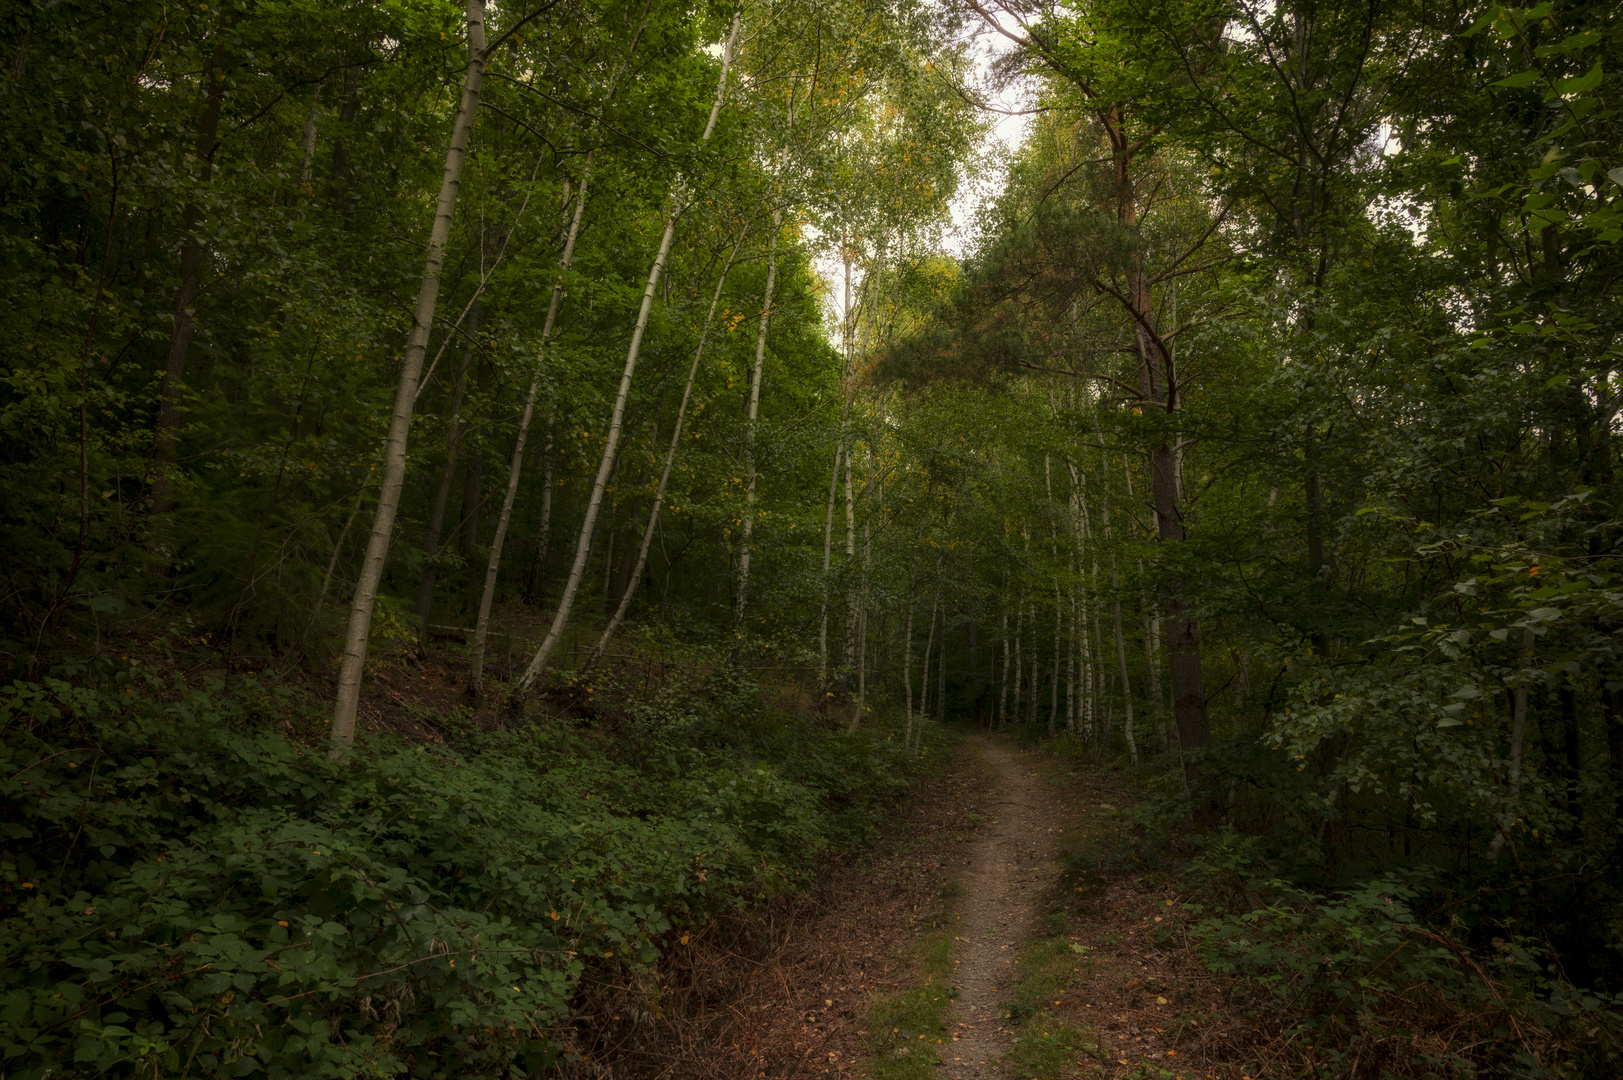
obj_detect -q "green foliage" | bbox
[864,926,956,1080]
[1184,832,1623,1078]
[1000,937,1090,1078]
[0,660,914,1078]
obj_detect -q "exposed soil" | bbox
[941,737,1072,1078]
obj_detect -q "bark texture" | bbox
[329,0,486,749]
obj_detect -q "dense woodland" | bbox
[2,0,1622,1076]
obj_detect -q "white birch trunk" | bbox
[466,161,593,699]
[918,591,939,735]
[330,0,486,749]
[1027,600,1039,727]
[732,208,781,638]
[848,446,874,733]
[510,14,741,704]
[817,443,841,689]
[530,459,553,600]
[902,583,916,746]
[587,227,749,667]
[1105,480,1137,764]
[415,304,480,637]
[1050,587,1061,737]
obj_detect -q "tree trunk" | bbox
[330,0,486,750]
[416,300,481,635]
[902,583,916,746]
[848,448,875,733]
[817,443,841,690]
[466,163,593,699]
[509,12,741,707]
[939,601,949,723]
[1105,478,1137,764]
[998,575,1010,730]
[458,353,490,607]
[1011,596,1023,727]
[587,226,750,667]
[732,208,781,641]
[919,590,938,728]
[527,458,553,604]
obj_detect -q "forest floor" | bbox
[734,733,1251,1080]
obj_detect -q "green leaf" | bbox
[1490,70,1542,89]
[1556,61,1603,96]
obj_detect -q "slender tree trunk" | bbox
[838,252,859,685]
[1027,602,1039,727]
[848,448,874,733]
[919,590,939,729]
[818,443,841,690]
[416,306,480,635]
[937,598,948,722]
[509,12,741,707]
[1105,477,1137,764]
[528,459,553,603]
[850,606,868,733]
[841,436,857,684]
[1049,590,1061,737]
[1122,459,1166,750]
[902,583,916,747]
[307,476,374,641]
[998,572,1011,730]
[1011,597,1023,727]
[151,43,231,518]
[587,226,750,667]
[732,209,781,640]
[1139,562,1164,747]
[467,163,593,699]
[458,352,490,605]
[297,88,320,192]
[330,0,486,750]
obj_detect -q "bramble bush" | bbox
[0,658,914,1078]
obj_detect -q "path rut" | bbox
[940,738,1061,1079]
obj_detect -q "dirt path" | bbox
[941,737,1066,1078]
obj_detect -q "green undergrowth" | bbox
[863,915,956,1079]
[1001,932,1095,1079]
[0,652,926,1079]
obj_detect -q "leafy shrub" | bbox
[0,660,912,1078]
[1183,832,1623,1078]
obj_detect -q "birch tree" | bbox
[330,0,488,749]
[508,11,742,710]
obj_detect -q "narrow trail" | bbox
[941,737,1064,1079]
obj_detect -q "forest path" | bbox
[940,737,1067,1078]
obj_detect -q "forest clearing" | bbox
[3,0,1622,1076]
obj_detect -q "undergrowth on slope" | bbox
[0,651,919,1079]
